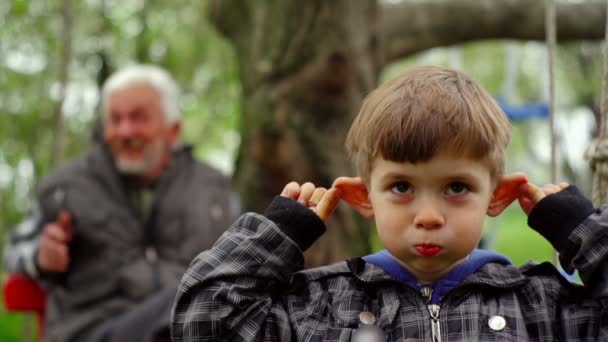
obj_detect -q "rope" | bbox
[546,0,557,185]
[586,0,608,206]
[601,0,608,139]
[586,140,608,205]
[545,0,560,266]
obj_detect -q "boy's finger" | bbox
[521,183,545,205]
[281,182,301,199]
[517,196,535,216]
[297,182,316,205]
[315,188,343,221]
[558,182,569,190]
[308,188,327,206]
[542,183,560,195]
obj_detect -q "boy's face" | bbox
[367,150,496,283]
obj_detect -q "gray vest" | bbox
[36,143,238,342]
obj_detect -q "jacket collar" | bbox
[362,249,514,304]
[348,254,528,291]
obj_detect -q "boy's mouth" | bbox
[415,244,442,256]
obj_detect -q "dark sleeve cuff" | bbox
[263,196,326,251]
[528,185,595,253]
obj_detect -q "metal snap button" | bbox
[488,315,506,331]
[354,312,386,342]
[359,311,376,325]
[352,325,386,342]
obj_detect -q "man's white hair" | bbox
[101,64,181,123]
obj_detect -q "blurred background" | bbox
[0,0,606,339]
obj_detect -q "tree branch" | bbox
[381,0,606,65]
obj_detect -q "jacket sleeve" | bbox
[527,185,608,338]
[3,200,45,279]
[171,196,326,342]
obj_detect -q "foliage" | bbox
[0,0,241,243]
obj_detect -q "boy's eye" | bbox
[390,181,413,195]
[446,182,469,196]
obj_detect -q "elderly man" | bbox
[4,65,240,342]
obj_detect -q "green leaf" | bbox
[10,0,28,17]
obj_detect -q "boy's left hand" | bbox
[280,182,343,221]
[518,182,569,215]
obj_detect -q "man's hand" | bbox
[37,211,72,273]
[518,182,569,215]
[280,182,342,221]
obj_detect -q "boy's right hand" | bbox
[37,211,72,273]
[518,182,570,215]
[280,182,343,221]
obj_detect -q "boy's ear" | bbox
[332,177,374,218]
[487,173,528,217]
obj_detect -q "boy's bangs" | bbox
[376,112,494,165]
[347,66,511,179]
[371,88,499,166]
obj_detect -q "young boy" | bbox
[171,66,608,341]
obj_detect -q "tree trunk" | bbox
[209,0,606,267]
[209,0,381,266]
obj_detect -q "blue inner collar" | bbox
[363,249,511,304]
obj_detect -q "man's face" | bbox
[103,84,179,178]
[367,150,494,283]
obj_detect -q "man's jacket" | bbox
[5,143,239,342]
[172,187,608,341]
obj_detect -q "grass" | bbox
[0,302,29,342]
[489,206,555,266]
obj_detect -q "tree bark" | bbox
[209,0,606,266]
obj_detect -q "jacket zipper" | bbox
[422,286,442,342]
[428,304,441,342]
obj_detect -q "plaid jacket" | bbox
[172,188,608,341]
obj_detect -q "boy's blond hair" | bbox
[346,65,511,181]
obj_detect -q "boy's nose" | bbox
[413,205,445,229]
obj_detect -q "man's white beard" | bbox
[115,140,165,176]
